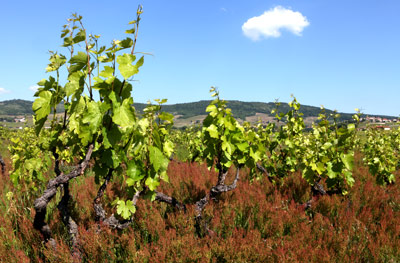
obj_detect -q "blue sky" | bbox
[0,0,399,116]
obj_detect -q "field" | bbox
[1,9,399,263]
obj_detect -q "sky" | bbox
[0,0,399,116]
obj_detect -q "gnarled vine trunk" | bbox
[93,170,185,230]
[195,168,240,237]
[33,144,93,254]
[57,182,81,262]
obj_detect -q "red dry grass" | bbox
[0,152,399,262]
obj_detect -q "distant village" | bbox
[0,116,28,129]
[0,116,26,123]
[1,115,399,130]
[361,116,399,123]
[358,116,399,131]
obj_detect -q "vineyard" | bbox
[0,8,400,263]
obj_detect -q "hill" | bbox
[133,100,354,120]
[131,100,395,126]
[0,100,35,115]
[0,99,396,127]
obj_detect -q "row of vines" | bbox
[1,7,399,261]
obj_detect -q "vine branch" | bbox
[33,144,93,243]
[195,168,240,236]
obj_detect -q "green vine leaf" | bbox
[341,153,354,171]
[206,124,219,138]
[127,161,145,183]
[149,146,168,172]
[99,66,114,78]
[73,29,86,44]
[145,176,160,191]
[33,91,52,121]
[69,51,88,73]
[116,200,136,220]
[82,101,103,134]
[65,71,85,97]
[112,98,135,128]
[117,54,139,79]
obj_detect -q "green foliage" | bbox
[9,6,174,220]
[361,127,399,185]
[248,99,361,194]
[173,95,391,196]
[300,108,360,194]
[126,99,174,196]
[8,128,52,196]
[261,97,305,179]
[201,87,249,172]
[170,126,203,162]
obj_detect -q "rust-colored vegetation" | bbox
[1,153,400,262]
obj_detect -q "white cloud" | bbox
[0,87,10,95]
[29,85,39,92]
[221,7,227,12]
[242,6,310,41]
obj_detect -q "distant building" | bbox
[14,117,26,123]
[374,125,390,130]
